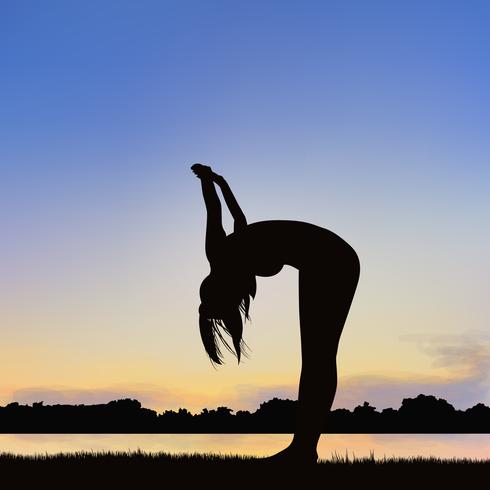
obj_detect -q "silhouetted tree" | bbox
[254,398,297,432]
[463,403,490,432]
[399,394,456,432]
[351,402,380,431]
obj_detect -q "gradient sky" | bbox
[2,1,489,413]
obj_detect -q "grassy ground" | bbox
[1,451,488,487]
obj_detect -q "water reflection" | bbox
[0,434,489,460]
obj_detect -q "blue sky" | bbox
[1,1,489,412]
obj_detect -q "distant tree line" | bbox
[0,394,489,433]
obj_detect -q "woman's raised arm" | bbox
[214,173,247,233]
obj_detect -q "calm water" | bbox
[1,434,489,460]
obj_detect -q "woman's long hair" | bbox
[199,273,256,365]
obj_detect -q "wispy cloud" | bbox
[232,331,490,411]
[334,331,490,410]
[400,331,490,380]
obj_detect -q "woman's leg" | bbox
[295,258,359,456]
[267,252,359,463]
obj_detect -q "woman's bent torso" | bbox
[222,220,358,277]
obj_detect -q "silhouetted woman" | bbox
[191,164,360,464]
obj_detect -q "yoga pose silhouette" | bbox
[192,164,360,464]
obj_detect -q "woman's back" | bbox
[225,220,357,274]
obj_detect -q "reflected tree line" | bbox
[1,394,489,433]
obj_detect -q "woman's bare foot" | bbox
[261,444,318,465]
